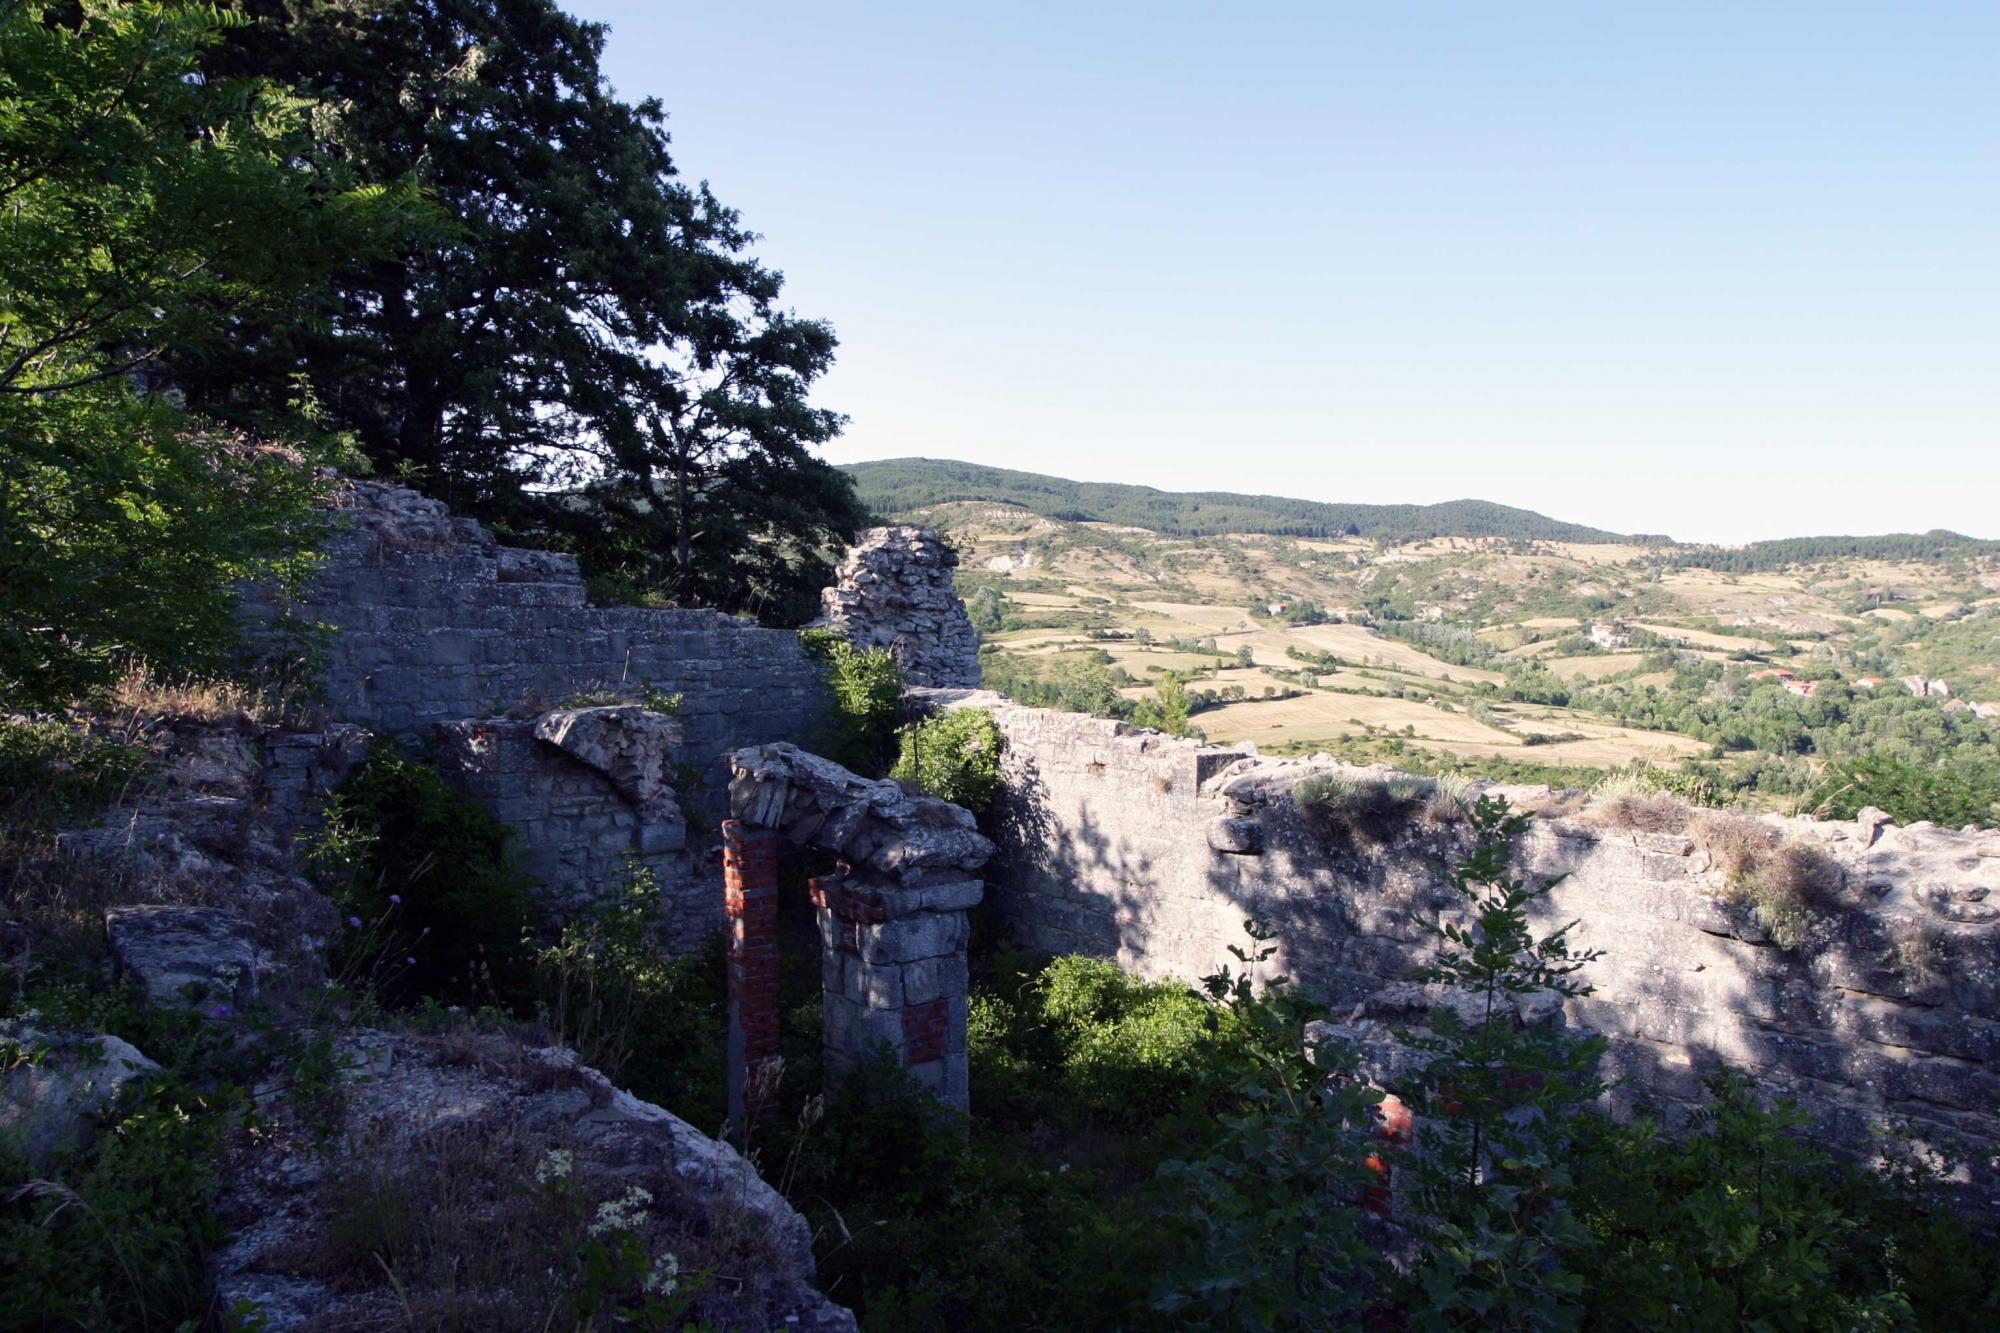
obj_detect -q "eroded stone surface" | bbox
[105,904,262,1010]
[214,1030,854,1332]
[817,526,980,688]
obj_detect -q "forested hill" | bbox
[1666,531,2000,573]
[845,458,1631,542]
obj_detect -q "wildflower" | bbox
[347,916,362,929]
[534,1148,574,1185]
[388,894,402,905]
[644,1250,680,1296]
[588,1185,653,1237]
[209,1004,234,1020]
[406,956,417,966]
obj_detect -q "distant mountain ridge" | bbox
[843,458,1636,543]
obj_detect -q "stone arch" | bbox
[722,744,991,1127]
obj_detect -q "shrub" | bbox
[531,866,725,1109]
[891,708,1004,812]
[799,628,903,775]
[0,1074,233,1331]
[1292,770,1443,847]
[1693,813,1843,951]
[0,718,149,829]
[1812,753,2000,829]
[1032,956,1232,1124]
[1589,788,1692,835]
[308,742,534,1005]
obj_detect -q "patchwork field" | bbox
[914,495,2000,780]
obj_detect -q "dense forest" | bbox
[1667,531,2000,573]
[845,457,1630,542]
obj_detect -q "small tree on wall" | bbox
[1398,796,1606,1329]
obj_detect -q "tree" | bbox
[1399,796,1606,1329]
[187,0,865,623]
[0,0,416,704]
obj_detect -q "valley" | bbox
[854,481,2000,809]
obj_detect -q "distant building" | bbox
[1901,676,1929,697]
[1973,702,2000,720]
[1747,668,1796,682]
[1266,602,1288,617]
[1782,679,1822,698]
[1588,621,1631,650]
[1854,677,1884,690]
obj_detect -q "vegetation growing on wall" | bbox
[891,708,1004,811]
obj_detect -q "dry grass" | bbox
[1692,813,1845,951]
[104,662,264,727]
[1293,771,1459,848]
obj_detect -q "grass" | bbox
[1692,812,1846,951]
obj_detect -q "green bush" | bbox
[0,1078,230,1332]
[891,707,1003,811]
[1566,1070,1991,1329]
[799,628,903,775]
[1813,753,2000,829]
[0,718,149,828]
[308,742,534,1006]
[1033,956,1232,1125]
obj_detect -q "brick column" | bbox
[723,820,781,1135]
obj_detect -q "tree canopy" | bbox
[0,0,416,704]
[182,0,864,623]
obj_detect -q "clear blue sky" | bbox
[570,2,1997,543]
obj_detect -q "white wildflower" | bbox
[534,1148,573,1185]
[644,1250,680,1296]
[588,1185,653,1237]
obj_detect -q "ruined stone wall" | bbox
[922,688,2000,1205]
[241,482,828,802]
[815,525,980,687]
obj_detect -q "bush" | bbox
[1033,956,1233,1124]
[1292,770,1444,847]
[0,1077,231,1331]
[799,628,903,775]
[1693,812,1844,951]
[308,742,534,1005]
[1812,753,2000,829]
[891,708,1003,811]
[0,718,149,828]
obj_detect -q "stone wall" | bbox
[243,481,828,807]
[815,525,980,687]
[922,688,2000,1206]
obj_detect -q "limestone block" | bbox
[105,905,260,1010]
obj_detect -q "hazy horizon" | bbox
[572,2,1999,544]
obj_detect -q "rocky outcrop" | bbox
[215,1029,853,1332]
[533,704,686,824]
[817,526,980,687]
[727,742,992,884]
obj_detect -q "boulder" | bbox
[0,1025,158,1169]
[105,904,261,1010]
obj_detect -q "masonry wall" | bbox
[241,483,828,817]
[926,689,2000,1206]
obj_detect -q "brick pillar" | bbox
[723,821,781,1135]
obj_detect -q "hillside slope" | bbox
[844,457,1632,542]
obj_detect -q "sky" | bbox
[569,2,1998,544]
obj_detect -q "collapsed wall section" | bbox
[921,688,2000,1206]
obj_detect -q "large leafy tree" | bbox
[191,0,866,623]
[0,0,417,705]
